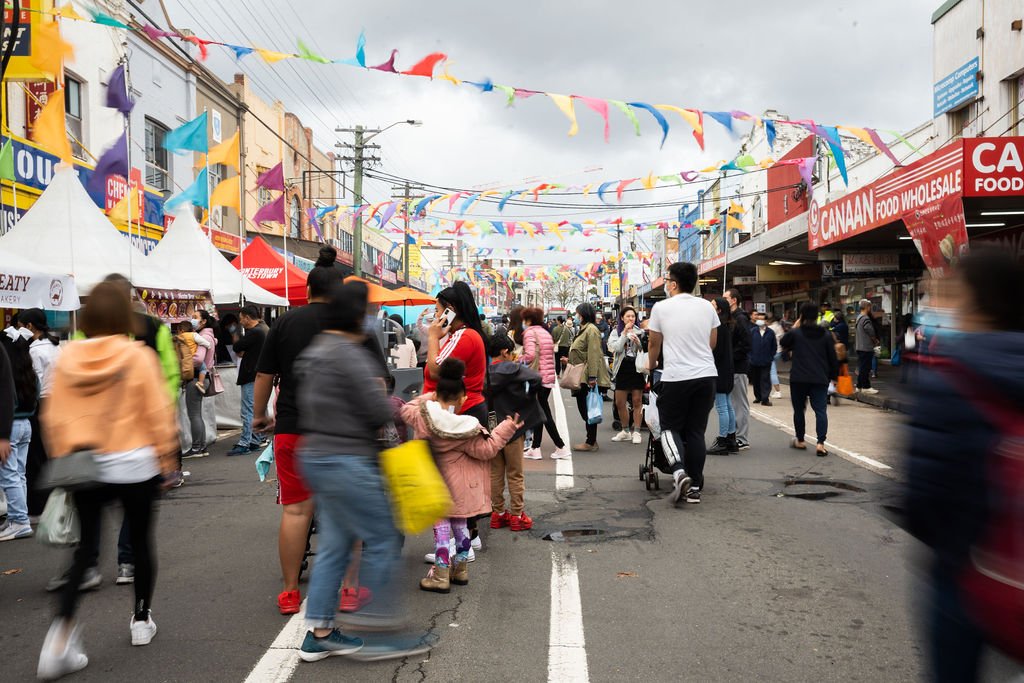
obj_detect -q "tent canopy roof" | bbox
[148,208,287,306]
[231,237,309,306]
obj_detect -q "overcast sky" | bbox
[159,0,939,264]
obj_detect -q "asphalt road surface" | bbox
[2,389,1021,682]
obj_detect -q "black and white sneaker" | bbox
[669,471,692,505]
[685,488,701,504]
[736,438,751,451]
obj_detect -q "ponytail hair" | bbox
[435,358,467,403]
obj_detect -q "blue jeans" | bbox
[298,452,404,629]
[770,353,781,386]
[239,382,255,446]
[790,382,828,444]
[715,392,735,437]
[0,419,32,524]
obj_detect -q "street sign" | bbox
[934,57,979,117]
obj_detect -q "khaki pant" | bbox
[491,436,525,515]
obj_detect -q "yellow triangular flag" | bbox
[729,201,745,215]
[547,94,579,136]
[29,21,74,79]
[727,214,745,231]
[32,89,74,163]
[210,175,241,211]
[108,191,133,224]
[207,131,240,172]
[57,4,85,20]
[256,48,292,64]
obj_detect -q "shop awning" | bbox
[231,237,310,306]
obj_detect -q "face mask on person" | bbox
[190,318,200,330]
[755,320,766,327]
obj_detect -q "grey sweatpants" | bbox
[729,373,750,441]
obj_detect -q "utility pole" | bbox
[337,125,380,277]
[391,182,424,285]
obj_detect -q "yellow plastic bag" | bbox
[379,439,452,535]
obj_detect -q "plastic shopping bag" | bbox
[255,442,274,482]
[379,439,452,535]
[36,488,80,548]
[586,386,604,425]
[645,388,662,439]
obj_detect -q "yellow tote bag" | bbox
[379,439,452,535]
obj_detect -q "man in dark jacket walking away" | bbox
[229,305,270,455]
[748,312,778,406]
[725,289,752,450]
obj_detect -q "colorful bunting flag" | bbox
[255,162,285,191]
[32,89,74,163]
[166,168,209,210]
[29,21,74,79]
[575,96,610,142]
[0,139,14,182]
[208,131,240,171]
[254,194,286,224]
[105,64,134,115]
[163,112,209,154]
[371,49,399,73]
[297,38,330,64]
[210,175,241,211]
[547,94,579,136]
[401,53,447,78]
[256,48,292,64]
[87,132,129,193]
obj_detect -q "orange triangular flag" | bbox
[57,4,85,20]
[210,175,241,211]
[29,21,74,79]
[32,89,74,163]
[207,131,240,172]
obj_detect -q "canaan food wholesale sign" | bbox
[809,142,963,250]
[809,137,1024,250]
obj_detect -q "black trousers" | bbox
[62,478,160,620]
[531,386,565,450]
[575,387,598,445]
[656,378,716,489]
[856,351,873,389]
[749,365,772,403]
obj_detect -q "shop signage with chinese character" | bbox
[841,253,900,273]
[902,195,969,278]
[963,137,1024,196]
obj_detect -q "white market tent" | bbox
[0,165,176,294]
[0,254,80,311]
[147,207,288,306]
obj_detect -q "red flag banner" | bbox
[901,195,969,278]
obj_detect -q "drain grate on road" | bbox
[777,478,867,501]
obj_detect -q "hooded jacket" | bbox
[779,324,838,385]
[906,331,1024,575]
[520,325,556,387]
[41,336,178,474]
[402,394,518,517]
[487,361,544,439]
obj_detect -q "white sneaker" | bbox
[130,613,158,646]
[523,448,543,460]
[668,470,692,505]
[611,430,631,442]
[631,431,643,445]
[550,446,572,459]
[470,535,482,551]
[0,521,34,541]
[771,391,782,399]
[38,620,88,680]
[860,388,879,395]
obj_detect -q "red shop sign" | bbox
[963,137,1024,197]
[809,142,963,250]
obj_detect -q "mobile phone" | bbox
[440,308,457,329]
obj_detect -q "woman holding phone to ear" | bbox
[424,282,488,426]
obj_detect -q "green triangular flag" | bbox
[297,39,330,64]
[0,139,15,182]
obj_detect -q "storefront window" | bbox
[144,119,170,192]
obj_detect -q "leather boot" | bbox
[419,564,450,593]
[450,559,469,586]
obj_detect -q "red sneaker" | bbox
[509,512,533,532]
[490,511,510,529]
[277,589,301,615]
[338,586,372,613]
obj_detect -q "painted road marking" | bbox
[552,388,575,489]
[751,409,893,476]
[243,601,306,683]
[548,550,590,682]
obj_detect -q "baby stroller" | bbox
[638,373,673,491]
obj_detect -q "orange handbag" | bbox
[836,368,854,396]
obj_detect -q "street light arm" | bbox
[362,119,422,143]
